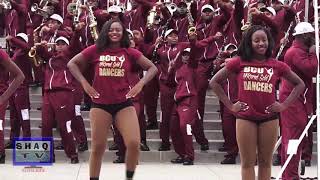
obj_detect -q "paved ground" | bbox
[0,161,318,180]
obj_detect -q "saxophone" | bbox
[28,23,46,67]
[87,5,99,41]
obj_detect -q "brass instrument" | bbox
[0,0,11,10]
[241,7,259,31]
[67,0,82,26]
[185,0,196,35]
[28,23,46,67]
[275,11,302,60]
[147,6,157,29]
[166,3,177,15]
[28,46,42,67]
[31,3,54,18]
[87,5,99,41]
[39,0,49,7]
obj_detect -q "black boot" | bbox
[218,146,227,152]
[109,143,118,151]
[4,142,13,149]
[171,156,184,164]
[200,144,209,151]
[55,144,64,150]
[80,104,91,111]
[0,154,5,164]
[183,158,194,166]
[158,143,170,151]
[220,157,236,164]
[113,156,125,163]
[71,156,79,164]
[305,160,311,167]
[146,122,158,130]
[78,142,88,152]
[140,141,150,151]
[272,155,281,166]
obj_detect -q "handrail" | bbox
[313,0,320,178]
[275,115,317,180]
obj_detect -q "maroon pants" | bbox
[219,102,238,158]
[42,90,77,159]
[143,77,159,124]
[280,100,308,180]
[72,88,87,144]
[170,96,198,160]
[114,97,146,157]
[159,82,175,145]
[8,87,31,141]
[0,101,8,155]
[194,61,211,145]
[301,117,313,161]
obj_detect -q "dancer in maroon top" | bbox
[0,49,25,164]
[210,25,305,180]
[68,19,157,180]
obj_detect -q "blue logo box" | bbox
[13,137,53,166]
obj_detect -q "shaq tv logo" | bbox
[13,137,53,166]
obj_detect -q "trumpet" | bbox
[0,0,11,10]
[87,5,99,41]
[67,0,82,26]
[147,6,157,29]
[31,3,54,18]
[166,3,177,15]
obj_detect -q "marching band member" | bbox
[36,26,84,164]
[40,14,73,42]
[194,3,230,151]
[280,22,318,180]
[0,49,25,163]
[213,43,239,164]
[168,38,198,165]
[123,0,154,33]
[5,33,32,149]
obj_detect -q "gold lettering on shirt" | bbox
[243,81,273,93]
[99,68,125,77]
[98,55,126,77]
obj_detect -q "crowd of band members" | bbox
[0,0,318,178]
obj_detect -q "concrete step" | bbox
[4,137,225,151]
[3,128,225,140]
[4,137,319,152]
[3,149,234,163]
[5,110,221,121]
[3,127,319,142]
[28,87,218,97]
[25,102,221,112]
[28,94,220,104]
[3,118,223,130]
[4,149,318,164]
